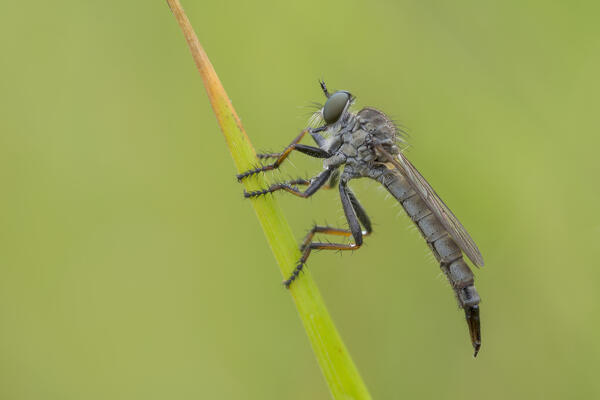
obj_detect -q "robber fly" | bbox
[237,81,484,356]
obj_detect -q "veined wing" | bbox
[375,144,485,267]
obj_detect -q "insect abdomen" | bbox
[379,170,480,308]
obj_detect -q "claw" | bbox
[464,305,481,357]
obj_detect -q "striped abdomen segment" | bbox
[377,169,480,309]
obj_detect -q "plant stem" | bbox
[166,1,372,398]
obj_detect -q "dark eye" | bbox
[323,91,350,124]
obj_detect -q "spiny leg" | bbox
[285,180,369,287]
[256,144,329,161]
[299,226,371,253]
[293,168,340,190]
[237,128,329,181]
[346,187,372,233]
[276,169,340,193]
[244,168,332,199]
[299,187,372,251]
[284,241,362,288]
[326,168,340,189]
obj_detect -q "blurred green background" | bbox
[1,0,599,399]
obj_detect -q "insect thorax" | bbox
[323,107,402,175]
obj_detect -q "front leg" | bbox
[256,144,330,161]
[236,128,329,181]
[244,169,332,199]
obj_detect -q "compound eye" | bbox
[322,91,350,124]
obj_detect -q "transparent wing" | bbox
[376,144,485,267]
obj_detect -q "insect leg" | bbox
[284,181,366,287]
[295,185,372,253]
[346,187,372,234]
[256,144,329,160]
[237,129,329,181]
[326,168,340,189]
[309,131,327,148]
[277,169,340,192]
[244,169,332,199]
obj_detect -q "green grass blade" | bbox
[166,1,372,398]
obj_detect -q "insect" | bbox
[237,81,484,356]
